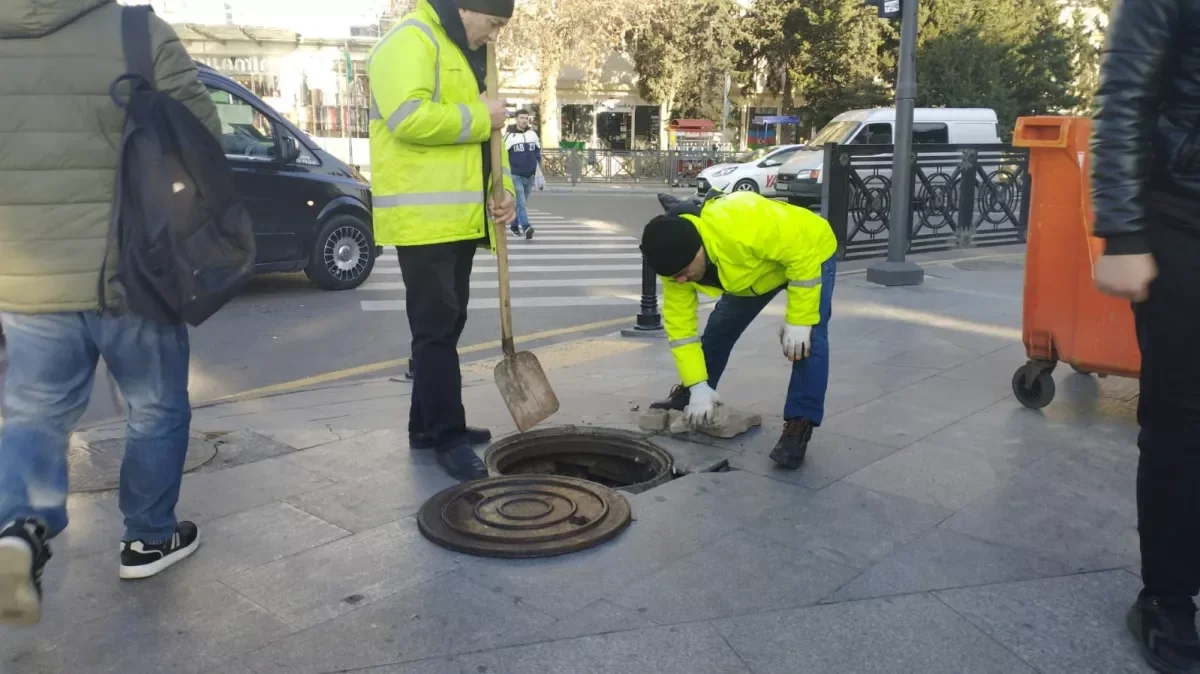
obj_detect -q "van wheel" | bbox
[305,214,376,291]
[733,179,759,193]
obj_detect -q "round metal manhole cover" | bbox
[68,433,218,493]
[417,475,632,559]
[953,258,1023,272]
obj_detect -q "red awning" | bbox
[668,119,715,132]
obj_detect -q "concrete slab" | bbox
[282,430,414,483]
[194,430,302,472]
[713,593,1038,674]
[607,530,858,623]
[935,570,1151,674]
[1,580,295,674]
[458,623,752,674]
[285,463,458,533]
[748,481,952,570]
[175,456,332,523]
[241,572,557,674]
[829,528,1074,602]
[730,429,899,490]
[845,439,1024,510]
[225,518,458,630]
[540,600,658,641]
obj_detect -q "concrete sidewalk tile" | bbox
[206,661,260,674]
[457,623,752,674]
[194,430,302,472]
[920,400,1099,468]
[607,530,858,623]
[541,600,658,641]
[829,529,1074,602]
[241,572,557,674]
[729,430,898,490]
[55,493,124,556]
[935,570,1150,674]
[283,429,412,483]
[349,658,465,674]
[0,580,294,674]
[940,468,1135,572]
[647,436,737,474]
[259,427,369,451]
[822,398,973,449]
[940,342,1031,385]
[748,481,953,570]
[880,336,1009,371]
[285,463,458,533]
[884,375,1013,419]
[713,593,1037,674]
[629,471,809,524]
[176,456,332,523]
[155,502,348,585]
[844,439,1022,511]
[225,518,457,630]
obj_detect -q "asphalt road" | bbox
[0,192,669,426]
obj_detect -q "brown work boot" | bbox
[769,418,815,470]
[649,384,690,412]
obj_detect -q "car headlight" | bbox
[796,169,821,181]
[712,167,738,177]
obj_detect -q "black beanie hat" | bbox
[641,215,703,277]
[457,0,514,17]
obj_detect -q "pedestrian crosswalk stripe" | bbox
[368,263,644,275]
[363,277,646,291]
[361,296,652,312]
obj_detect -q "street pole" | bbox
[720,72,731,149]
[621,254,665,338]
[866,0,924,286]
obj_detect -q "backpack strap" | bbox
[121,6,156,88]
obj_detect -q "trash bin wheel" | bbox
[1012,366,1056,410]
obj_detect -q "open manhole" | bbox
[417,475,632,558]
[484,426,674,494]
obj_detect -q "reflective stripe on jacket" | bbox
[662,192,838,387]
[367,0,514,248]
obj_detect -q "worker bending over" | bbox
[641,191,838,469]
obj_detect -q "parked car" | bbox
[199,64,378,290]
[695,144,804,197]
[775,108,1002,208]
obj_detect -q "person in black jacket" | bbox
[1091,1,1200,671]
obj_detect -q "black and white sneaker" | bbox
[119,522,200,580]
[525,226,535,240]
[0,519,51,626]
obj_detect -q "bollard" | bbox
[621,255,665,338]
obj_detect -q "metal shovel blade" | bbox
[494,350,560,432]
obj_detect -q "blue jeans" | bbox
[702,255,837,423]
[512,174,535,231]
[0,312,191,543]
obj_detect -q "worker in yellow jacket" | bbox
[369,0,516,480]
[642,191,838,469]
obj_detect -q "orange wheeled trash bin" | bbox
[1009,116,1141,409]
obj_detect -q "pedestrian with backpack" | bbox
[0,0,226,625]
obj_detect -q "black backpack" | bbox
[104,6,255,326]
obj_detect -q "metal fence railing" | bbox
[821,143,1031,261]
[541,149,745,187]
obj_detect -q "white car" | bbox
[695,144,805,197]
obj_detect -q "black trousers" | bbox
[1135,206,1200,598]
[395,240,476,448]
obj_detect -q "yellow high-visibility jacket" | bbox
[367,0,514,248]
[662,192,838,387]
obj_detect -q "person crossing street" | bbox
[642,191,838,469]
[505,109,543,239]
[368,0,517,481]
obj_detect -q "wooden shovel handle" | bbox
[486,43,515,357]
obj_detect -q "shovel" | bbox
[486,42,560,432]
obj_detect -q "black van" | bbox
[198,64,378,290]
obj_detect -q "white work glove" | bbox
[780,323,812,361]
[685,382,720,426]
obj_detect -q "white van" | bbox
[775,108,1001,207]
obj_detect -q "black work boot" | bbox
[769,418,815,470]
[1129,592,1200,673]
[411,427,492,450]
[436,441,489,482]
[649,384,690,412]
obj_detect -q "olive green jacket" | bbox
[0,0,222,314]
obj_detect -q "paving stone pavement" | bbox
[1,248,1158,673]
